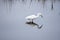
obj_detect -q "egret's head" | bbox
[37,13,43,18]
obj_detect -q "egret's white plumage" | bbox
[26,15,37,20]
[25,13,43,22]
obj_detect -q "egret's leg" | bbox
[32,19,33,23]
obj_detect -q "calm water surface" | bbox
[0,0,60,40]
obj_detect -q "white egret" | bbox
[25,13,43,23]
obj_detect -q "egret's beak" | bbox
[41,15,43,18]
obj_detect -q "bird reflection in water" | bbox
[26,21,43,29]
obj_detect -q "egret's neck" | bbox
[37,14,40,17]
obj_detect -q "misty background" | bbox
[0,0,60,40]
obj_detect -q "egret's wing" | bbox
[25,15,36,20]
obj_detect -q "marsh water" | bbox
[0,0,60,40]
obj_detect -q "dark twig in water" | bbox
[38,0,40,2]
[8,0,12,2]
[22,0,24,2]
[51,0,53,10]
[58,0,60,1]
[42,0,46,8]
[22,0,26,3]
[29,0,32,8]
[54,0,56,3]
